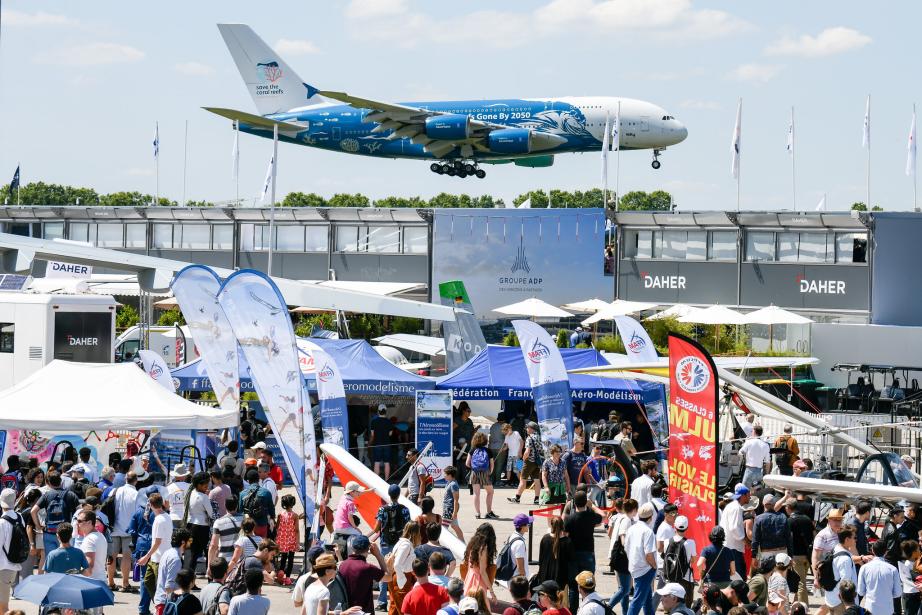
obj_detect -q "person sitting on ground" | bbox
[244,539,280,587]
[43,521,88,574]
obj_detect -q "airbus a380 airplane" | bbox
[209,24,688,179]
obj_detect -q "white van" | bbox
[114,324,196,368]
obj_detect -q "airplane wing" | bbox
[763,474,922,506]
[203,107,307,133]
[317,89,564,158]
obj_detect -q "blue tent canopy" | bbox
[171,338,431,397]
[435,345,662,404]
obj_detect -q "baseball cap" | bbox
[575,571,595,590]
[534,580,561,596]
[733,484,750,499]
[793,459,807,469]
[513,513,533,528]
[775,552,792,566]
[458,597,479,614]
[307,545,325,564]
[674,515,689,531]
[0,489,14,510]
[655,582,686,599]
[350,535,370,551]
[638,502,655,520]
[251,442,268,450]
[378,403,387,413]
[388,484,401,498]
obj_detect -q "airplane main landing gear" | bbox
[651,149,663,170]
[430,160,486,179]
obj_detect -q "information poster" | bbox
[415,390,453,485]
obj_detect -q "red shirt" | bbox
[400,582,449,615]
[268,463,283,487]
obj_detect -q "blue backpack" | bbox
[470,448,490,472]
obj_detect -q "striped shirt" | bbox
[212,514,243,557]
[234,534,262,560]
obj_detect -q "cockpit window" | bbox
[662,115,675,121]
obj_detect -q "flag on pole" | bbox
[613,104,621,152]
[8,166,20,200]
[862,95,871,149]
[907,107,917,177]
[152,122,160,159]
[730,99,742,179]
[815,194,826,211]
[260,154,275,204]
[786,109,794,155]
[517,197,531,209]
[232,120,240,180]
[601,112,611,191]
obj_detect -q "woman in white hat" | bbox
[332,481,369,558]
[768,552,792,614]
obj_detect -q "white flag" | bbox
[907,107,917,177]
[730,99,742,179]
[862,95,871,149]
[138,350,176,392]
[260,154,275,204]
[601,112,611,189]
[612,104,621,152]
[152,122,160,159]
[815,194,826,211]
[517,197,531,209]
[614,316,658,363]
[786,108,794,156]
[232,120,240,180]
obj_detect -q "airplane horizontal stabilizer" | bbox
[203,107,306,132]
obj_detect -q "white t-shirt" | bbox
[813,526,838,555]
[668,535,698,582]
[509,531,529,578]
[150,511,173,563]
[504,432,523,458]
[741,421,754,438]
[655,522,676,569]
[625,519,656,578]
[80,531,108,581]
[259,477,278,505]
[167,482,190,521]
[740,438,771,468]
[302,581,331,615]
[631,475,654,508]
[113,484,139,536]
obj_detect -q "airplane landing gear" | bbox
[651,149,663,170]
[429,160,486,179]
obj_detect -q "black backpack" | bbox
[495,535,525,582]
[587,599,615,615]
[775,435,794,468]
[221,559,249,597]
[2,512,29,564]
[663,537,690,582]
[381,503,408,546]
[100,487,118,531]
[818,550,852,591]
[44,490,68,530]
[242,487,266,521]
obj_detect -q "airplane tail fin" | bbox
[217,23,328,116]
[438,281,487,373]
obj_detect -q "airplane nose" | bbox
[675,122,688,143]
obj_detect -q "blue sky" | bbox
[0,1,917,211]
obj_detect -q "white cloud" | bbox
[345,0,408,20]
[274,39,320,55]
[765,27,871,58]
[727,63,782,84]
[35,43,145,67]
[174,61,214,76]
[679,99,721,110]
[1,9,77,27]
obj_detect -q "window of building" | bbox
[746,231,775,261]
[836,232,867,263]
[777,232,798,262]
[403,226,428,254]
[152,223,173,249]
[623,230,653,258]
[212,225,233,250]
[0,323,12,353]
[125,224,146,249]
[335,226,360,252]
[799,232,829,263]
[178,224,210,250]
[274,226,304,251]
[240,224,269,252]
[69,222,90,244]
[686,231,707,260]
[95,223,123,248]
[305,226,328,252]
[43,222,64,240]
[659,230,686,260]
[708,231,737,260]
[364,226,400,253]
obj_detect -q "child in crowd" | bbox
[441,466,464,541]
[276,494,299,577]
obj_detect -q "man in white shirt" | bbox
[741,414,755,438]
[630,460,658,508]
[575,571,607,615]
[108,471,139,592]
[0,489,21,614]
[739,425,771,488]
[501,423,523,483]
[857,540,902,615]
[137,493,173,603]
[652,503,678,613]
[719,485,750,581]
[74,447,99,485]
[166,463,191,528]
[825,526,857,614]
[624,502,657,615]
[76,509,108,582]
[509,513,531,578]
[812,507,845,615]
[257,463,278,505]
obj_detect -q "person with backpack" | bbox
[30,470,80,556]
[128,499,156,614]
[154,528,193,614]
[371,484,411,610]
[663,516,697,607]
[812,508,846,615]
[466,432,498,520]
[508,422,542,506]
[819,526,858,615]
[164,567,203,615]
[0,488,26,614]
[198,557,229,615]
[237,469,273,539]
[573,571,611,615]
[607,498,635,613]
[773,425,800,476]
[497,513,530,583]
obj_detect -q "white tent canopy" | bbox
[678,304,747,325]
[644,304,702,321]
[562,298,611,313]
[581,299,660,326]
[742,305,813,325]
[493,297,573,318]
[0,360,236,431]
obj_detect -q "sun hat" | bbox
[251,442,267,450]
[170,463,191,478]
[0,489,14,510]
[575,571,596,590]
[638,502,655,520]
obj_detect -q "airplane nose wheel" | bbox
[651,149,663,170]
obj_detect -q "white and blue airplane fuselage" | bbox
[211,25,687,178]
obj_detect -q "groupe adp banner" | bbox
[614,316,659,363]
[138,350,176,392]
[217,270,317,517]
[414,390,453,484]
[171,266,240,415]
[668,333,718,577]
[512,320,573,454]
[298,339,349,449]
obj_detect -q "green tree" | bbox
[618,190,673,211]
[99,191,175,207]
[390,317,424,334]
[294,313,335,337]
[375,196,427,208]
[471,195,503,208]
[347,313,384,339]
[156,308,186,326]
[2,182,99,205]
[851,201,882,211]
[282,192,327,208]
[115,304,140,330]
[555,329,569,348]
[327,193,370,208]
[185,200,214,207]
[502,331,519,346]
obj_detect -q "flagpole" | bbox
[867,95,871,209]
[267,124,278,276]
[615,100,622,212]
[155,122,160,207]
[738,99,742,212]
[914,103,918,212]
[235,120,240,207]
[16,162,20,206]
[791,106,796,212]
[182,120,189,207]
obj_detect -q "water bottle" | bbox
[333,603,342,615]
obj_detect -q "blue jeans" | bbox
[626,567,655,615]
[742,466,763,488]
[608,570,632,614]
[138,563,152,614]
[568,550,596,610]
[377,541,393,605]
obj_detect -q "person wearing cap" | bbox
[508,421,542,506]
[457,596,481,615]
[302,552,363,615]
[751,494,791,567]
[719,484,750,581]
[291,544,327,610]
[651,503,679,612]
[0,488,22,613]
[773,424,800,476]
[624,502,657,615]
[165,463,191,529]
[573,570,606,615]
[656,582,695,615]
[857,539,902,615]
[332,481,366,557]
[792,458,808,477]
[812,508,847,611]
[371,483,411,611]
[217,440,244,479]
[740,424,771,488]
[503,513,531,581]
[767,553,792,610]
